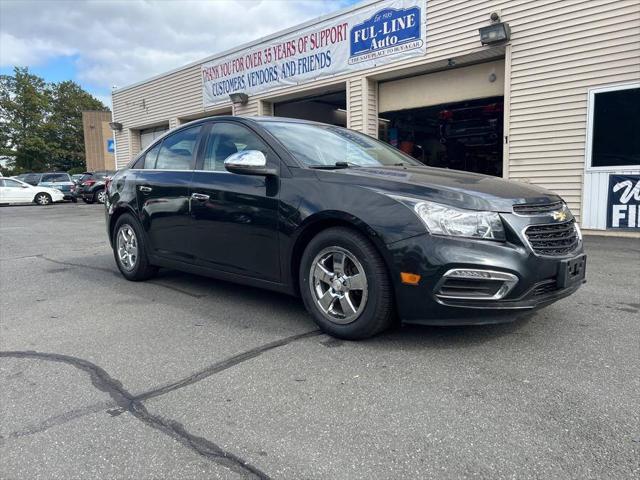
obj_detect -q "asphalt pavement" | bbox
[0,203,638,479]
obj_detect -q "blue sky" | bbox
[0,0,360,108]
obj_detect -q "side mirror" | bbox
[224,150,277,176]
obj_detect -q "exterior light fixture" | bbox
[479,22,511,45]
[109,122,123,131]
[229,92,249,105]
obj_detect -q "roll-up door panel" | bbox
[379,60,505,113]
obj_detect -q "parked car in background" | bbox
[20,172,76,202]
[0,177,64,205]
[71,173,90,184]
[11,173,31,182]
[38,172,76,202]
[76,171,114,204]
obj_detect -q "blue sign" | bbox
[350,6,422,60]
[107,138,114,153]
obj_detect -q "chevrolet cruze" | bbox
[106,116,586,339]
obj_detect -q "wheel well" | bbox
[108,208,129,243]
[290,218,391,297]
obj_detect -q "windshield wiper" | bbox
[308,161,358,169]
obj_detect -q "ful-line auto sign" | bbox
[201,0,427,107]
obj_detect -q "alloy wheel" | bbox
[36,194,50,205]
[116,225,138,271]
[96,190,106,204]
[309,246,368,324]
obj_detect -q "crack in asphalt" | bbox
[0,329,321,479]
[39,255,116,274]
[38,255,214,299]
[134,330,322,402]
[4,401,116,439]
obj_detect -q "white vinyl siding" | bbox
[503,0,640,223]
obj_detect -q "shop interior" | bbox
[378,96,505,176]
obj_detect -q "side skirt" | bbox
[149,254,296,296]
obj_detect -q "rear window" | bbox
[41,173,71,183]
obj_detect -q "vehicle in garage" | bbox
[0,177,65,205]
[105,116,586,339]
[74,171,115,204]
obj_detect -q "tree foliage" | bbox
[0,67,107,173]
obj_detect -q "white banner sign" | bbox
[202,0,427,107]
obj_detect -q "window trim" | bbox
[585,82,640,172]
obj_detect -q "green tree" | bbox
[0,67,108,173]
[45,80,107,171]
[0,67,50,172]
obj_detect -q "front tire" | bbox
[112,214,158,281]
[95,189,106,204]
[299,227,394,340]
[34,193,52,205]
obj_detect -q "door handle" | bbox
[191,192,210,201]
[139,186,152,193]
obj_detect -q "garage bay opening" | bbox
[379,96,505,177]
[273,90,347,126]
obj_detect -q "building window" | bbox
[589,84,640,169]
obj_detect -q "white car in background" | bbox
[0,177,65,206]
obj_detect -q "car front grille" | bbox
[513,201,564,215]
[524,220,579,256]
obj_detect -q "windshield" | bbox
[261,121,422,168]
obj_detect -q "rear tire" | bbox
[299,227,394,340]
[34,193,52,205]
[112,213,158,281]
[95,189,106,204]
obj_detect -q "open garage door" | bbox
[273,90,346,126]
[378,60,505,176]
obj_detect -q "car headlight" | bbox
[390,196,506,241]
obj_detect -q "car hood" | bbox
[322,165,562,212]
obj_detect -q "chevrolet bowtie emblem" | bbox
[551,210,567,222]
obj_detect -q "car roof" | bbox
[180,115,329,130]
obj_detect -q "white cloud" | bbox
[0,0,351,89]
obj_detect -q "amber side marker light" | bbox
[401,272,421,285]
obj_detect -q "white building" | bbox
[112,0,640,235]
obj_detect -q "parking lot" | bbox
[0,203,638,479]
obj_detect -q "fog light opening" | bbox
[435,269,518,300]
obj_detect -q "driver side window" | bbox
[202,123,270,172]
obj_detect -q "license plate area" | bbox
[558,254,586,288]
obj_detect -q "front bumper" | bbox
[386,232,585,326]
